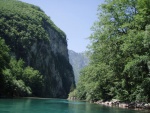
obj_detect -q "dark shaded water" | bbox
[0,98,148,113]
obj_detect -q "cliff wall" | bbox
[0,0,75,98]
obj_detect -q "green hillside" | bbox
[0,0,75,98]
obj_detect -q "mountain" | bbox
[0,0,75,98]
[68,50,89,83]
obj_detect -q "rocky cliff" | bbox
[68,50,89,83]
[0,0,75,98]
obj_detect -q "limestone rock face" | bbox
[25,20,75,98]
[0,0,75,98]
[68,50,89,83]
[27,28,74,98]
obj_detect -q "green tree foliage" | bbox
[0,0,66,60]
[0,38,10,96]
[72,0,150,102]
[0,38,10,73]
[22,66,44,96]
[2,58,44,97]
[0,0,74,98]
[0,38,44,97]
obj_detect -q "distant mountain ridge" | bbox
[68,50,89,83]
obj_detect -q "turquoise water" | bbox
[0,98,148,113]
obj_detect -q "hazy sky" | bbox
[21,0,104,52]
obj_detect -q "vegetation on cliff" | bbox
[0,0,66,59]
[0,38,43,97]
[0,0,75,98]
[69,0,150,102]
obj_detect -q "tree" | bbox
[73,0,150,102]
[2,58,44,97]
[0,37,10,96]
[0,38,10,73]
[22,66,44,96]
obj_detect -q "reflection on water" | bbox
[0,98,148,113]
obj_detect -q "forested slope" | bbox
[70,0,150,102]
[0,0,75,98]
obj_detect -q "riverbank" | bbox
[94,99,150,110]
[68,97,150,110]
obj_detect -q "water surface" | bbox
[0,98,148,113]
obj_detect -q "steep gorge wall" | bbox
[0,0,75,98]
[27,28,74,98]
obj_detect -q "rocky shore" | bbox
[68,96,77,100]
[94,99,150,110]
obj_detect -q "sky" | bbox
[21,0,104,53]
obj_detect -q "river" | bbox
[0,98,148,113]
